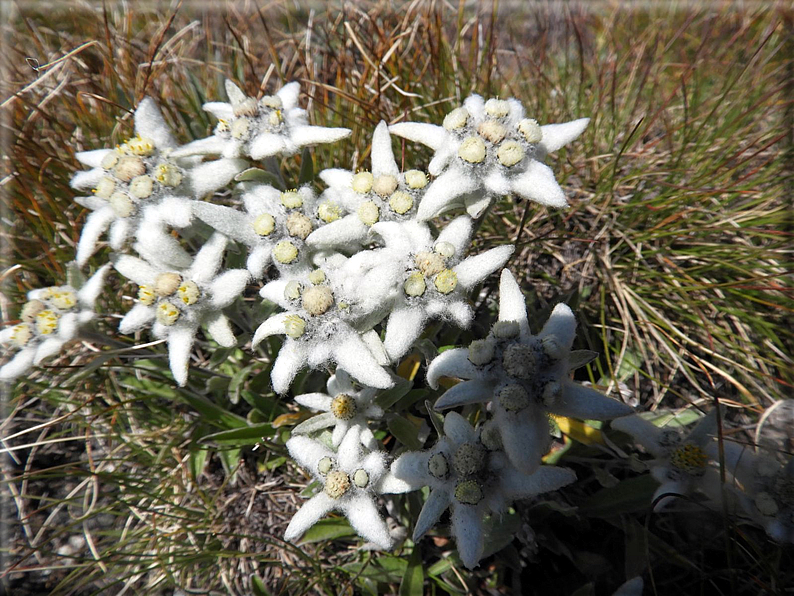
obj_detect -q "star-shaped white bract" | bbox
[370,217,514,361]
[611,409,730,511]
[0,265,110,381]
[389,94,589,219]
[292,368,385,450]
[730,452,794,544]
[171,80,351,195]
[70,98,198,267]
[253,262,394,394]
[428,269,633,475]
[193,184,324,279]
[306,121,430,250]
[390,411,576,569]
[285,427,411,549]
[113,233,250,386]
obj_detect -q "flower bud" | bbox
[231,117,250,139]
[284,314,307,338]
[155,163,183,187]
[233,97,258,118]
[114,157,146,182]
[372,175,398,197]
[351,171,374,194]
[458,136,486,164]
[357,201,380,226]
[468,339,494,366]
[308,269,326,285]
[403,272,426,297]
[388,191,413,215]
[35,310,59,334]
[478,120,507,144]
[498,383,531,412]
[331,393,357,420]
[280,190,303,209]
[433,269,458,294]
[318,456,333,476]
[353,469,369,488]
[137,285,156,306]
[252,213,276,236]
[404,170,427,189]
[433,241,455,258]
[101,152,120,170]
[428,452,449,479]
[154,272,182,297]
[126,136,156,156]
[109,192,135,217]
[273,241,299,264]
[20,300,46,323]
[492,320,520,339]
[93,176,116,199]
[286,212,313,240]
[177,281,200,306]
[454,480,483,505]
[497,141,525,167]
[502,343,536,379]
[415,251,445,277]
[317,200,341,223]
[10,323,32,347]
[324,470,350,499]
[156,301,180,326]
[443,107,469,131]
[453,443,486,476]
[129,175,154,199]
[518,118,542,143]
[284,280,302,301]
[485,98,510,118]
[302,285,334,316]
[260,95,283,109]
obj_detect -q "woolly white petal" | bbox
[108,218,132,250]
[445,301,473,328]
[0,348,36,380]
[259,279,292,308]
[464,194,492,219]
[501,466,576,500]
[77,264,111,307]
[319,168,354,189]
[190,159,248,196]
[246,245,271,279]
[496,405,550,475]
[305,216,366,248]
[76,207,116,266]
[149,196,192,229]
[251,312,291,347]
[204,312,235,347]
[119,304,155,334]
[510,161,567,208]
[433,380,491,410]
[416,170,478,221]
[371,121,399,177]
[427,145,456,177]
[134,97,177,150]
[203,101,235,122]
[376,470,416,495]
[192,202,260,246]
[33,337,67,364]
[413,488,451,542]
[443,411,476,445]
[75,149,113,168]
[483,169,511,196]
[333,335,393,390]
[294,392,333,411]
[56,312,79,341]
[113,255,159,286]
[451,504,484,569]
[328,369,355,395]
[437,215,473,255]
[248,133,287,159]
[498,269,530,337]
[652,479,687,511]
[383,307,427,362]
[224,80,246,104]
[284,492,336,542]
[554,382,633,421]
[188,233,226,283]
[360,330,389,366]
[454,245,514,290]
[70,168,105,190]
[286,435,335,472]
[613,577,644,596]
[610,415,665,457]
[388,122,447,151]
[291,125,352,150]
[209,270,249,309]
[167,325,196,386]
[341,493,392,550]
[271,341,308,394]
[293,412,337,435]
[75,195,110,211]
[462,94,485,119]
[170,136,228,158]
[426,348,478,390]
[133,233,192,271]
[390,451,432,488]
[276,81,301,110]
[539,118,589,154]
[539,303,577,350]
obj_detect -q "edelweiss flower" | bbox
[731,453,794,543]
[370,217,514,361]
[0,265,110,381]
[306,121,429,249]
[390,94,589,219]
[611,409,730,511]
[390,411,576,568]
[114,233,250,386]
[172,80,350,195]
[253,262,393,394]
[193,184,324,278]
[293,369,384,450]
[428,269,633,474]
[285,427,411,549]
[70,98,198,267]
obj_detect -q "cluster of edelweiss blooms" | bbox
[2,80,791,572]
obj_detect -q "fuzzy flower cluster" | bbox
[3,81,625,568]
